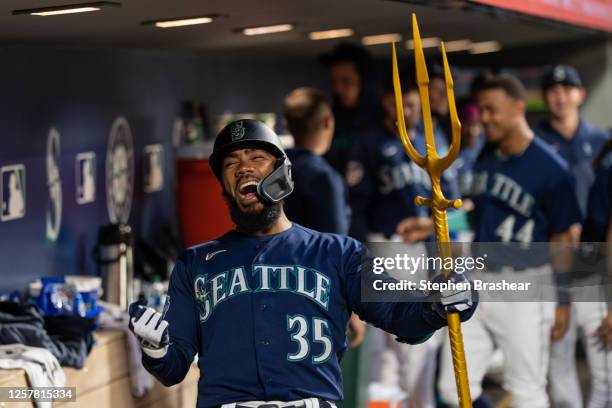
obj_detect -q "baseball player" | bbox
[282,87,350,236]
[536,65,610,218]
[576,140,612,408]
[127,119,476,408]
[536,65,611,408]
[319,43,385,176]
[345,83,461,243]
[438,74,582,408]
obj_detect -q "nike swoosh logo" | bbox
[205,250,227,261]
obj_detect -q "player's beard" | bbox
[223,190,282,235]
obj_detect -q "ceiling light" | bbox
[470,41,502,54]
[443,39,473,52]
[362,33,402,46]
[242,24,294,36]
[13,1,119,16]
[155,17,212,28]
[33,7,100,16]
[406,37,440,49]
[309,28,354,41]
[142,14,219,28]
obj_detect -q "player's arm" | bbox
[346,313,366,348]
[396,216,434,243]
[308,170,350,235]
[341,241,476,344]
[131,252,200,387]
[550,231,573,342]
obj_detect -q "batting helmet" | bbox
[209,119,294,203]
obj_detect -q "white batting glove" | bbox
[128,300,169,359]
[431,273,478,321]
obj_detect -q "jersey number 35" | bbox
[287,315,333,364]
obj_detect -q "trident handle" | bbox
[392,14,472,408]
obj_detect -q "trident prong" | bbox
[438,40,462,172]
[392,13,471,408]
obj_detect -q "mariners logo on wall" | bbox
[106,117,134,224]
[1,164,26,222]
[230,121,245,141]
[76,152,96,205]
[46,128,62,241]
[143,144,164,193]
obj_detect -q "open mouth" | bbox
[237,180,260,203]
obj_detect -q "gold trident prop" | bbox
[391,14,472,408]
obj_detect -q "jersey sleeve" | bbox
[142,250,200,387]
[307,170,351,235]
[340,240,446,344]
[543,168,583,234]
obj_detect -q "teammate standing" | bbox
[282,87,350,236]
[128,119,476,408]
[537,65,611,408]
[345,83,433,243]
[537,65,609,218]
[575,140,612,408]
[319,43,385,176]
[438,74,582,407]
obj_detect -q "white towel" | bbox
[0,344,65,408]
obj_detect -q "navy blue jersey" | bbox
[142,224,446,407]
[584,150,612,240]
[536,120,610,215]
[469,138,582,267]
[345,127,430,241]
[346,124,459,241]
[284,148,350,235]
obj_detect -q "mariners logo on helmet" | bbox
[230,121,246,141]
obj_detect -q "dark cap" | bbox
[542,65,583,90]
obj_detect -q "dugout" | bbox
[0,0,609,407]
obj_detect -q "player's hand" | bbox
[396,217,434,243]
[128,299,170,359]
[550,304,571,342]
[346,313,366,349]
[430,272,477,322]
[596,310,612,348]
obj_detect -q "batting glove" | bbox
[430,272,478,322]
[128,299,169,359]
